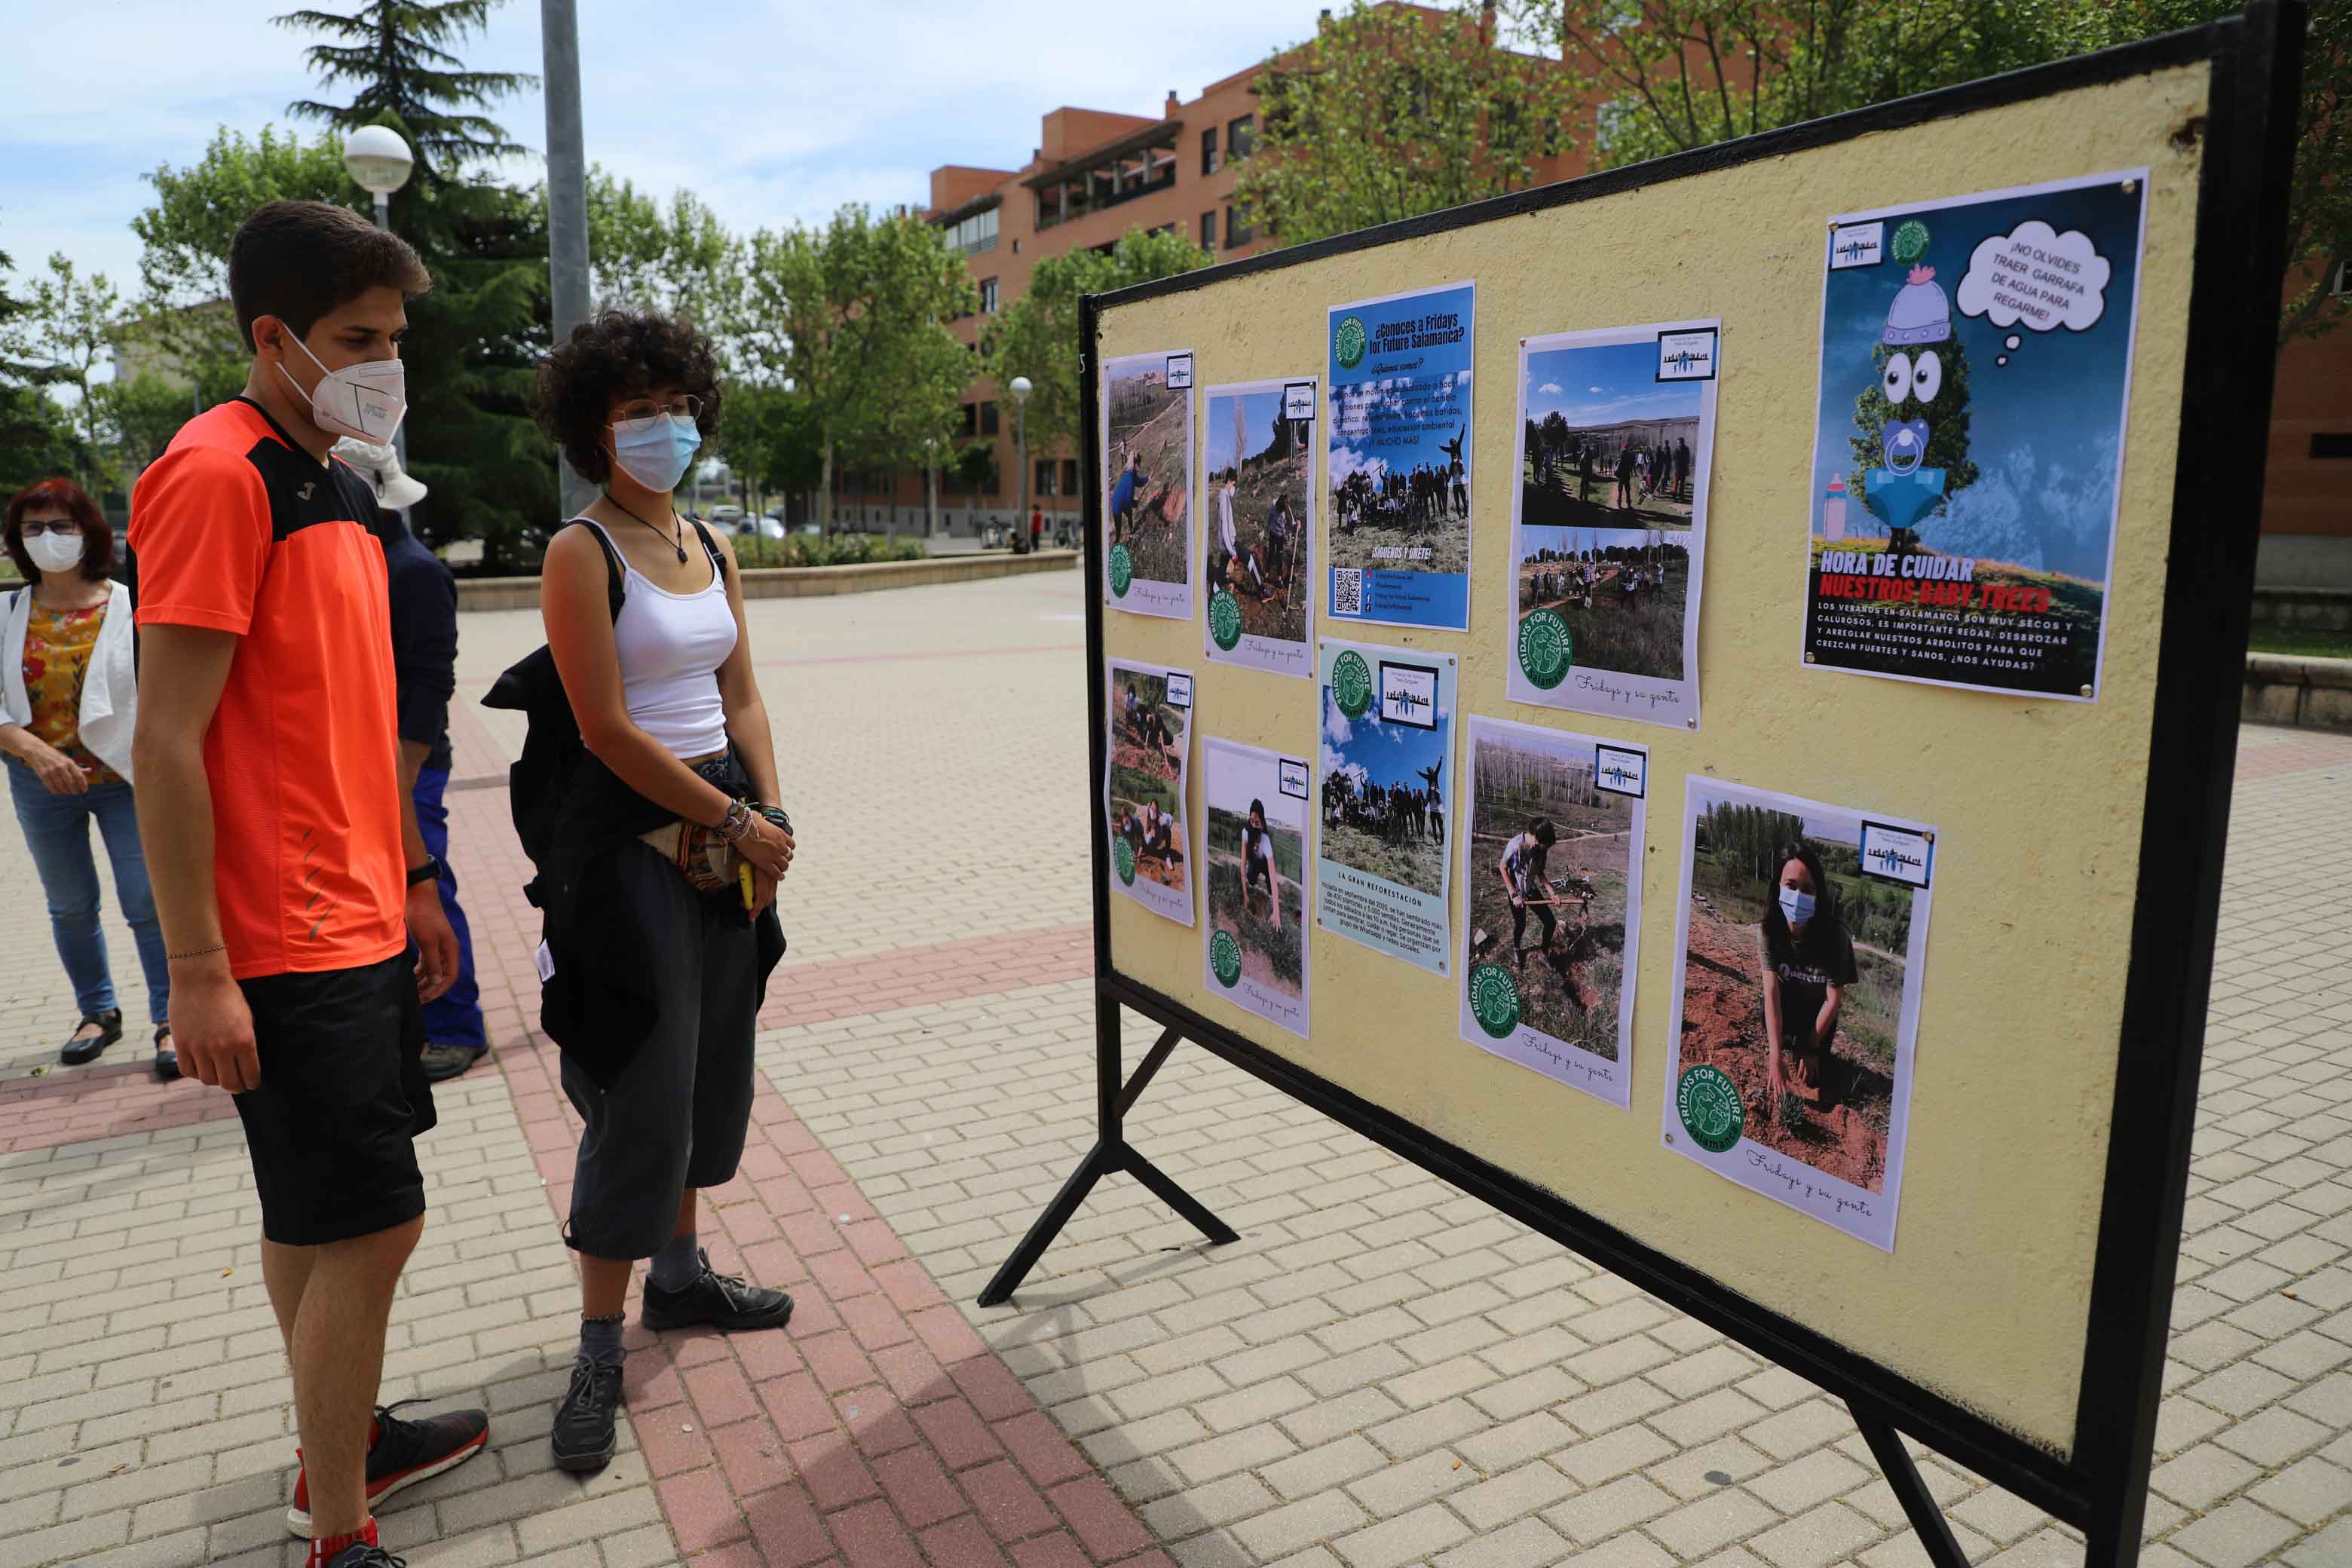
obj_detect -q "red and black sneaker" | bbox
[285,1401,490,1538]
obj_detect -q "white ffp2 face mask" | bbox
[280,331,407,447]
[25,529,86,574]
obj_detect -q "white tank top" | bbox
[580,519,737,760]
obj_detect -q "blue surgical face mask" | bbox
[610,412,700,493]
[1779,887,1818,926]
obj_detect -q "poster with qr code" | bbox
[1327,282,1475,632]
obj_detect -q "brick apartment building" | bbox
[847,4,2347,596]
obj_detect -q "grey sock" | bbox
[577,1312,625,1369]
[648,1234,703,1293]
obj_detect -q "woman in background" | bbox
[1756,841,1857,1117]
[0,479,175,1077]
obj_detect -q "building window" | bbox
[2333,260,2349,297]
[1199,210,1217,249]
[981,401,1000,436]
[1148,222,1175,239]
[979,277,999,313]
[1060,458,1079,496]
[1227,115,1254,160]
[2313,433,2352,460]
[1035,458,1057,498]
[1226,201,1254,247]
[959,403,978,438]
[942,205,998,256]
[1201,127,1219,176]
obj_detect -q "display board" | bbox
[1036,10,2302,1566]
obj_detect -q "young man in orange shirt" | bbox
[130,201,488,1568]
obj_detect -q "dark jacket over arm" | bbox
[383,526,458,772]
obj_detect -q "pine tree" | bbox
[0,243,84,495]
[276,1,534,178]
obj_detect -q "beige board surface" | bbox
[1101,62,2211,1458]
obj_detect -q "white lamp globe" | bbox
[1009,375,1033,403]
[344,125,415,198]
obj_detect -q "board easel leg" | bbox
[978,994,1236,1308]
[1850,1404,1971,1568]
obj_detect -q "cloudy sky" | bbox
[0,0,1332,308]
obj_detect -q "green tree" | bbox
[1521,0,2347,348]
[17,255,126,492]
[0,241,83,495]
[1845,336,1979,528]
[982,225,1210,458]
[584,170,737,328]
[276,0,535,176]
[733,205,976,529]
[717,381,825,513]
[1236,0,1581,247]
[95,372,201,478]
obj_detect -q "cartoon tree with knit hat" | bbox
[1846,222,1979,547]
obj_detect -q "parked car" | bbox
[758,511,789,540]
[707,504,746,533]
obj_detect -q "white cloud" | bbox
[1323,704,1352,748]
[1588,385,1603,393]
[1538,381,1561,395]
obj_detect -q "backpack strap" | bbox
[687,519,727,581]
[562,518,628,622]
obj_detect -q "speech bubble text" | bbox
[1958,220,2111,345]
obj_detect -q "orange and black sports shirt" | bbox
[129,397,406,980]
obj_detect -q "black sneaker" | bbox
[641,1249,795,1333]
[551,1359,624,1474]
[284,1401,488,1536]
[60,1009,123,1066]
[321,1546,405,1568]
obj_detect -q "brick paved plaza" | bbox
[1,569,2346,1568]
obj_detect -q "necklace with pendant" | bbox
[603,492,686,564]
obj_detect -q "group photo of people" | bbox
[1103,353,1194,608]
[1202,383,1312,656]
[1107,664,1192,902]
[1514,525,1694,683]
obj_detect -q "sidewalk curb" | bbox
[2243,652,2352,731]
[453,548,1079,612]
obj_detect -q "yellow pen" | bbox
[739,861,756,912]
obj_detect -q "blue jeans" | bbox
[413,765,487,1048]
[8,764,170,1026]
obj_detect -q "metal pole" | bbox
[369,193,409,473]
[1016,399,1029,538]
[542,0,595,517]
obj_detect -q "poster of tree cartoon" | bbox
[1801,172,2148,699]
[1102,350,1196,620]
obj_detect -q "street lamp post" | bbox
[343,125,415,468]
[1009,375,1033,550]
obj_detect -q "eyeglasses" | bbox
[18,519,79,537]
[616,395,703,424]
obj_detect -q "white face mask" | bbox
[25,528,85,574]
[279,331,407,446]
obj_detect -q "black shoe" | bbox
[321,1547,404,1568]
[551,1359,624,1474]
[641,1249,795,1333]
[153,1026,179,1082]
[60,1009,122,1066]
[418,1042,485,1083]
[285,1401,488,1537]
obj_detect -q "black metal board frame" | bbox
[982,8,2306,1566]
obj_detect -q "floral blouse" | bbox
[22,599,121,786]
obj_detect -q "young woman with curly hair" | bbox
[529,308,798,1472]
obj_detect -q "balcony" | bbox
[1026,119,1181,232]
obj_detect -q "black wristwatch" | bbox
[406,855,443,887]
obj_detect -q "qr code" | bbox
[1333,568,1363,616]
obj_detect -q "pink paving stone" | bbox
[712,1416,793,1499]
[635,1416,720,1480]
[792,1291,847,1338]
[871,1341,952,1408]
[917,1514,1010,1568]
[658,1467,751,1551]
[684,1542,766,1568]
[789,1149,852,1190]
[1005,1534,1089,1568]
[957,1459,1055,1545]
[826,1497,924,1568]
[839,1294,919,1354]
[993,1413,1092,1490]
[626,1354,686,1412]
[946,1358,1034,1424]
[759,1372,839,1442]
[844,1220,907,1269]
[755,1175,818,1216]
[746,1484,835,1568]
[741,1236,814,1290]
[1045,1477,1153,1563]
[736,1325,809,1383]
[737,1143,793,1181]
[871,1260,949,1315]
[804,1331,880,1395]
[907,1305,989,1367]
[790,1435,880,1512]
[868,1444,966,1533]
[911,1397,1006,1472]
[809,1182,872,1224]
[782,1210,850,1257]
[810,1251,880,1303]
[834,1389,920,1458]
[684,1358,763,1428]
[719,1202,785,1248]
[674,1332,736,1370]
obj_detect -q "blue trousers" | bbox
[8,765,170,1025]
[412,765,487,1047]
